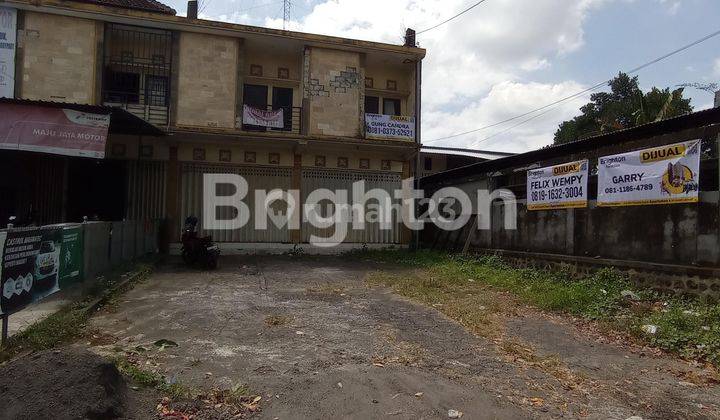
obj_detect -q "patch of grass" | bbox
[115,357,166,387]
[305,283,346,295]
[264,314,291,327]
[117,354,260,415]
[364,250,720,366]
[0,261,154,363]
[114,356,190,400]
[230,383,251,398]
[0,302,90,362]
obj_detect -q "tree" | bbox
[553,73,693,145]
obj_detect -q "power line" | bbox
[468,100,574,148]
[417,0,490,35]
[236,1,285,15]
[424,82,606,144]
[424,27,720,145]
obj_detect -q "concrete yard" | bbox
[84,256,720,419]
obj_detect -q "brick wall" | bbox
[21,12,97,104]
[305,47,362,137]
[176,32,237,128]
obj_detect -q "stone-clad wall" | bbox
[21,12,97,104]
[304,47,362,137]
[176,32,237,128]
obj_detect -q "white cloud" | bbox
[658,0,681,15]
[714,58,720,77]
[423,81,589,152]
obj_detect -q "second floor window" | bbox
[243,84,295,132]
[243,84,268,132]
[272,87,293,132]
[365,96,380,114]
[102,23,173,125]
[383,98,401,116]
[366,96,401,116]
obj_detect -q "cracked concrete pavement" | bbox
[84,256,720,419]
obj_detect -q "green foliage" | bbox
[642,302,720,364]
[0,261,154,363]
[115,357,166,387]
[553,72,693,145]
[0,303,89,362]
[365,250,720,365]
[114,357,190,399]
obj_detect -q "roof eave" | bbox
[421,107,720,185]
[5,0,427,59]
[0,98,166,137]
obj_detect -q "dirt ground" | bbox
[82,256,720,419]
[0,348,159,420]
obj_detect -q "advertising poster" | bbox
[598,140,701,207]
[59,227,83,288]
[0,228,63,316]
[0,7,16,99]
[0,103,110,158]
[527,159,589,210]
[242,105,284,128]
[365,114,415,140]
[0,231,6,315]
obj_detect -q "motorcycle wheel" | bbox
[206,256,218,270]
[181,249,196,265]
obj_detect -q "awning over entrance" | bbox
[0,98,165,159]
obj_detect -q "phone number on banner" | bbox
[530,186,584,202]
[603,184,654,194]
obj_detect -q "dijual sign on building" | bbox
[365,114,415,140]
[598,140,701,207]
[526,160,589,210]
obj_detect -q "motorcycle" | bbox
[181,216,220,269]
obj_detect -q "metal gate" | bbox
[126,160,167,220]
[181,163,293,242]
[301,169,402,244]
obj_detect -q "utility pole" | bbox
[283,0,291,30]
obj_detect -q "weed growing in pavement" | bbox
[264,314,291,327]
[114,356,190,400]
[362,249,720,366]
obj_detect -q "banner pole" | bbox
[1,314,8,348]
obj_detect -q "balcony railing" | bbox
[101,23,173,127]
[240,104,302,135]
[104,94,169,127]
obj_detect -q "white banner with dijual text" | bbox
[598,140,701,207]
[242,105,284,129]
[365,113,415,140]
[527,159,588,210]
[0,7,17,98]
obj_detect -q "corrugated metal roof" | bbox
[69,0,176,15]
[421,107,720,185]
[0,98,166,137]
[421,146,515,160]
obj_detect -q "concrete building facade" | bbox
[0,0,425,249]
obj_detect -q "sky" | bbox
[164,0,720,153]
